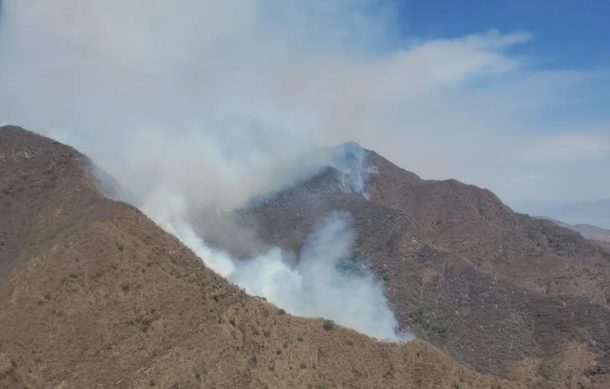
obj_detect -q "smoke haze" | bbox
[2,0,609,208]
[1,1,608,337]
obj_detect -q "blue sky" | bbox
[396,0,610,69]
[393,0,610,133]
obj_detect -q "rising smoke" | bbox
[162,206,407,341]
[0,1,554,341]
[139,141,408,341]
[0,0,414,341]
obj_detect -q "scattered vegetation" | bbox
[135,314,152,332]
[409,309,446,341]
[322,320,335,331]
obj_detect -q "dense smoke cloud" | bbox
[1,1,608,337]
[0,0,418,340]
[162,208,407,341]
[3,0,609,208]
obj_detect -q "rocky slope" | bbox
[235,143,610,387]
[0,126,519,388]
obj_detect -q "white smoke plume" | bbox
[161,203,408,341]
[4,1,603,339]
[0,0,423,341]
[0,0,609,212]
[139,150,407,341]
[332,142,378,198]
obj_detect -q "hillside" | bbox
[235,143,610,387]
[541,218,610,248]
[0,126,519,388]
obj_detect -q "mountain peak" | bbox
[328,141,376,198]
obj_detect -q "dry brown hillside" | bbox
[0,126,520,388]
[235,143,610,388]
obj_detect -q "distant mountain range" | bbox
[519,199,610,230]
[541,217,610,250]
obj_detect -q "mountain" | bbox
[0,126,517,388]
[234,143,610,387]
[530,200,610,230]
[540,218,610,253]
[568,224,610,244]
[541,217,610,243]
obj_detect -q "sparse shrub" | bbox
[277,308,286,315]
[229,318,236,326]
[297,336,303,342]
[135,315,152,332]
[322,320,334,331]
[121,282,130,292]
[409,308,446,341]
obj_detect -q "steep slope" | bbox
[236,143,610,387]
[0,126,516,388]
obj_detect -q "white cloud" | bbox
[533,132,610,160]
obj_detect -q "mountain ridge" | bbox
[234,143,610,386]
[0,125,516,388]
